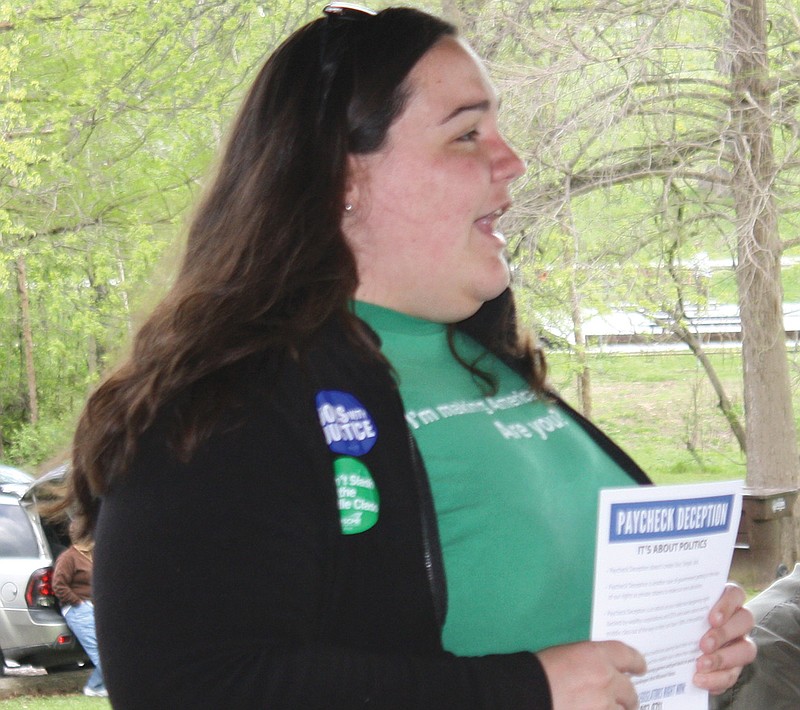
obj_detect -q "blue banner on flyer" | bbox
[609,494,734,542]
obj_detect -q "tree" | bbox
[0,0,311,464]
[729,0,799,493]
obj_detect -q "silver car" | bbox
[0,464,87,672]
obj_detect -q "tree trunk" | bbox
[566,219,592,418]
[729,0,799,563]
[15,256,38,425]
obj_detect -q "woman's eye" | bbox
[456,129,479,142]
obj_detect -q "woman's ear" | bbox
[344,154,365,215]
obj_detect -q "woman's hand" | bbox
[693,582,756,695]
[537,640,646,710]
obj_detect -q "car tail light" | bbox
[25,567,58,609]
[56,633,74,646]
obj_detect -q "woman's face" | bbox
[343,36,526,323]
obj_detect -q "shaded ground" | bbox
[0,666,89,699]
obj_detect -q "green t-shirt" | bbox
[355,301,636,655]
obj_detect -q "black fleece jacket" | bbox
[94,294,650,709]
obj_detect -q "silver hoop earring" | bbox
[344,203,354,213]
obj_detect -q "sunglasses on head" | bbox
[318,3,378,113]
[323,3,378,19]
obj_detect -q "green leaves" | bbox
[0,0,314,464]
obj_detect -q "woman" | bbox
[52,520,107,698]
[65,5,754,708]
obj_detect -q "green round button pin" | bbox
[333,457,380,534]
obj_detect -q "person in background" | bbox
[710,564,800,709]
[52,519,107,698]
[61,4,755,708]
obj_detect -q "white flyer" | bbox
[591,480,743,710]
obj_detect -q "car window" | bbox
[0,504,39,558]
[0,465,34,485]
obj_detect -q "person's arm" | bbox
[711,566,800,709]
[52,549,83,607]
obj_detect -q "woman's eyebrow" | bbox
[439,99,491,125]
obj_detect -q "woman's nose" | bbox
[493,137,526,183]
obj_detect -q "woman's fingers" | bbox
[537,640,646,710]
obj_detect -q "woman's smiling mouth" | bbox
[474,205,509,240]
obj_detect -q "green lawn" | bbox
[542,253,800,485]
[0,697,108,709]
[549,348,754,485]
[710,262,800,303]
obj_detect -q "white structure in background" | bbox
[542,303,800,352]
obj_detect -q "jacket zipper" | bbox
[407,430,448,628]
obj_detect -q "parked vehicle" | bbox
[0,464,87,672]
[0,464,34,497]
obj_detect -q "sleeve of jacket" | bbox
[710,564,800,710]
[92,358,553,710]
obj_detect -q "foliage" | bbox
[0,0,314,465]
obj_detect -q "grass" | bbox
[538,259,800,486]
[548,348,755,485]
[543,256,800,487]
[710,262,800,303]
[0,698,108,709]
